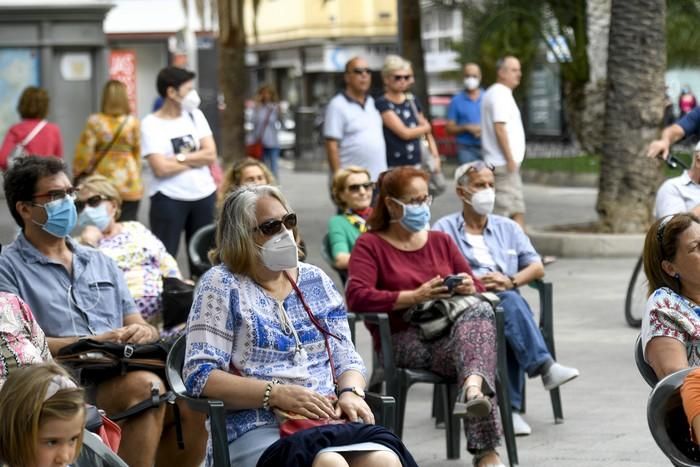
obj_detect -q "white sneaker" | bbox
[542,362,580,391]
[512,412,532,436]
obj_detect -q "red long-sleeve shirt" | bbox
[0,119,63,169]
[345,230,484,344]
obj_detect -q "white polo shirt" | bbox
[655,170,700,218]
[323,92,387,180]
[481,83,526,167]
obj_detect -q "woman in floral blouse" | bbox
[0,292,51,389]
[76,175,183,332]
[74,80,143,221]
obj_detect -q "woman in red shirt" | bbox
[0,86,63,170]
[345,166,503,467]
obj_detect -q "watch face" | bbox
[354,387,366,398]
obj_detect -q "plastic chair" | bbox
[321,233,348,286]
[165,335,398,467]
[647,367,700,466]
[358,307,519,466]
[188,224,216,278]
[74,431,129,467]
[636,334,659,388]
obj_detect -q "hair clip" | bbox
[44,375,77,402]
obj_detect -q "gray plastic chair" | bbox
[636,334,659,387]
[188,224,216,278]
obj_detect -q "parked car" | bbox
[429,95,457,158]
[244,100,295,158]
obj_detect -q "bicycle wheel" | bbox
[625,256,645,328]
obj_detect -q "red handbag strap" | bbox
[284,271,340,387]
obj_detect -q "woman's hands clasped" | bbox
[269,384,337,420]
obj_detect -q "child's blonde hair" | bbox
[0,363,85,467]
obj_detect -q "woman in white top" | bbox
[140,66,218,257]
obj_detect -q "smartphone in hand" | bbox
[443,275,463,293]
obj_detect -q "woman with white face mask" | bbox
[141,66,219,261]
[183,185,414,467]
[75,174,184,332]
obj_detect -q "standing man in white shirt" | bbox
[481,56,526,227]
[324,57,387,181]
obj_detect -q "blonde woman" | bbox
[218,157,276,208]
[374,55,440,171]
[74,80,142,221]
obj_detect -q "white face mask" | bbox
[180,90,201,112]
[465,188,495,215]
[259,230,298,271]
[464,77,480,91]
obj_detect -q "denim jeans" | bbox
[498,289,552,411]
[457,144,482,165]
[263,146,280,180]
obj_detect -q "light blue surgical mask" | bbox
[390,197,431,232]
[32,196,78,238]
[78,204,111,232]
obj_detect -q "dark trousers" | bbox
[149,191,216,258]
[118,200,141,222]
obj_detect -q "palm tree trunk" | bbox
[400,0,430,117]
[596,0,666,233]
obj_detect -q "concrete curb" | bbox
[528,227,644,258]
[521,169,598,187]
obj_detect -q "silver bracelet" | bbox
[262,379,279,410]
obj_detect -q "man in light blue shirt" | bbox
[433,161,579,436]
[0,156,205,466]
[655,141,700,218]
[446,63,483,164]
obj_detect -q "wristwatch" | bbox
[338,386,366,399]
[508,275,519,289]
[175,153,187,163]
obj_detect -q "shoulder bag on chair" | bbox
[74,116,129,186]
[55,338,170,375]
[8,119,47,168]
[246,106,274,160]
[405,95,447,196]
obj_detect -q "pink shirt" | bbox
[0,119,63,169]
[345,231,483,340]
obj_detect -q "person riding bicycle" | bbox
[654,141,700,218]
[647,106,700,160]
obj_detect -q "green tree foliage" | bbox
[666,0,700,67]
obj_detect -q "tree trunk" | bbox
[400,0,430,117]
[217,0,247,167]
[596,0,666,233]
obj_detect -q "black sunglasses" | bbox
[255,213,298,236]
[465,161,495,174]
[392,74,413,81]
[351,67,371,75]
[75,195,109,213]
[347,182,375,193]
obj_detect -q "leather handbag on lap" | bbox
[56,338,169,374]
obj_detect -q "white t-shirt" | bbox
[140,109,216,201]
[465,233,497,272]
[481,83,526,167]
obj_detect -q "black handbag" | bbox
[161,277,195,329]
[56,339,170,374]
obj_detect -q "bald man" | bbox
[446,63,484,164]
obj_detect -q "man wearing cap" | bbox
[655,141,700,218]
[433,161,579,436]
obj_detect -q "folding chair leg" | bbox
[208,401,231,467]
[443,383,461,460]
[496,377,519,467]
[433,386,445,426]
[395,377,410,439]
[550,387,564,424]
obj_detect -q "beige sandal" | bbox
[453,383,492,418]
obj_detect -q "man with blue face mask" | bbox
[433,161,579,437]
[0,157,206,466]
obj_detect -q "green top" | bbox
[328,214,363,259]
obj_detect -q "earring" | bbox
[675,273,682,290]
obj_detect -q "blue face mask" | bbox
[78,204,111,232]
[32,196,78,238]
[391,198,431,232]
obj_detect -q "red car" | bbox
[429,95,457,158]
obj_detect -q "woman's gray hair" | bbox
[210,184,292,277]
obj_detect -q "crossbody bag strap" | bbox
[19,119,48,148]
[80,115,129,178]
[405,96,429,143]
[284,271,340,386]
[255,105,275,144]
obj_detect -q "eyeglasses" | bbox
[255,213,298,236]
[351,67,371,76]
[392,75,413,82]
[31,187,80,203]
[347,182,375,193]
[75,195,109,214]
[394,195,433,207]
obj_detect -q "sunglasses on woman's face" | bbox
[255,213,298,236]
[75,195,109,213]
[392,74,413,82]
[347,182,375,193]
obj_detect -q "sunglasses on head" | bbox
[465,161,495,174]
[351,67,371,75]
[75,195,109,213]
[347,182,375,193]
[392,74,412,82]
[255,213,298,236]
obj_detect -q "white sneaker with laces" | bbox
[542,362,580,391]
[512,412,532,436]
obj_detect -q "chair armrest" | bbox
[346,312,357,345]
[365,391,396,432]
[529,279,555,357]
[354,312,396,382]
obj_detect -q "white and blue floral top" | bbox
[183,262,365,447]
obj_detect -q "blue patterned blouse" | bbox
[183,262,366,448]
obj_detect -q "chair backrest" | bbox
[321,233,348,285]
[165,335,190,399]
[636,334,659,387]
[647,367,700,466]
[188,224,216,278]
[75,431,129,467]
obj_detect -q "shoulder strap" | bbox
[255,105,275,143]
[19,120,48,147]
[78,116,129,179]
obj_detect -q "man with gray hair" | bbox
[433,161,579,436]
[480,56,526,227]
